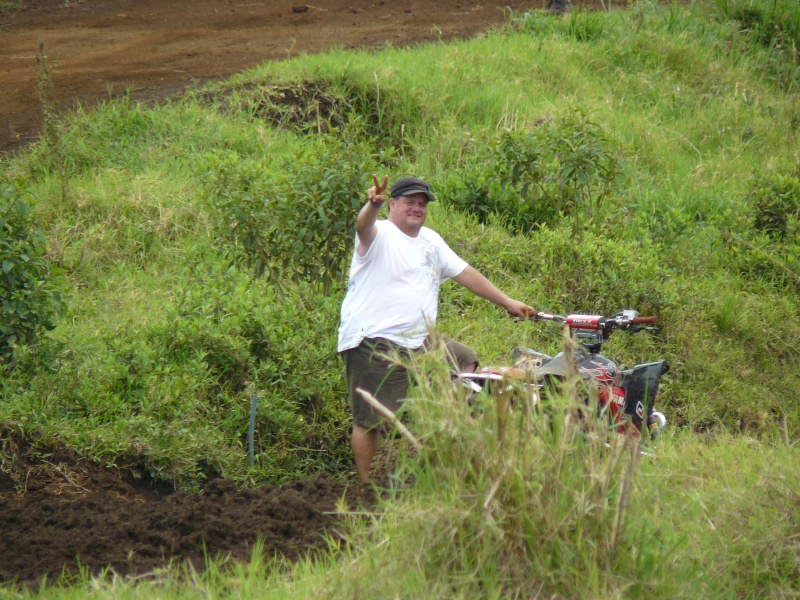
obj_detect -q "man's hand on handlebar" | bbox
[506,300,538,320]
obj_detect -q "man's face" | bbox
[388,193,428,236]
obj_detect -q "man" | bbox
[338,174,536,482]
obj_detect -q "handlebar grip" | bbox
[632,316,657,324]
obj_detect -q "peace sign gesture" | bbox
[367,174,389,207]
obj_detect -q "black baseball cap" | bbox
[390,177,436,203]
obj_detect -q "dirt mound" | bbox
[0,432,374,587]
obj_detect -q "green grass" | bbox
[2,0,800,596]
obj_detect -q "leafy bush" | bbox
[442,108,621,236]
[160,276,351,480]
[516,224,669,316]
[752,173,800,240]
[194,73,417,151]
[202,117,398,292]
[0,176,64,363]
[724,172,800,288]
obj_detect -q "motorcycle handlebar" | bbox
[530,311,657,327]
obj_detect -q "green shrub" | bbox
[0,271,350,485]
[752,173,800,240]
[194,72,418,151]
[724,172,800,288]
[524,224,669,315]
[160,276,351,480]
[202,117,398,292]
[716,0,800,50]
[0,176,64,363]
[442,108,621,236]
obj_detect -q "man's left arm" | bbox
[452,266,536,319]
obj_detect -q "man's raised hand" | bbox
[368,174,389,206]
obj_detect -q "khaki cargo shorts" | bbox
[341,335,477,429]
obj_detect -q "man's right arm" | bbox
[356,174,388,256]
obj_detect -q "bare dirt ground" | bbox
[0,0,553,155]
[0,429,381,586]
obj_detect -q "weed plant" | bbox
[362,344,682,598]
[713,0,800,89]
[732,168,800,286]
[34,43,68,207]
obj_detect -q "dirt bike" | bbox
[459,309,669,436]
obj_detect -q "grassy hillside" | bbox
[1,0,799,596]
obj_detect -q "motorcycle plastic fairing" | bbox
[618,360,669,423]
[533,346,592,378]
[576,353,619,383]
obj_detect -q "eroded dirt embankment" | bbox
[0,430,376,586]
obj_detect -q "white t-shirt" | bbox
[338,220,468,352]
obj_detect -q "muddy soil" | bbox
[0,431,378,587]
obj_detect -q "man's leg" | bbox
[441,336,478,374]
[461,360,477,373]
[351,424,378,483]
[342,338,411,483]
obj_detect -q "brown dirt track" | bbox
[0,0,548,155]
